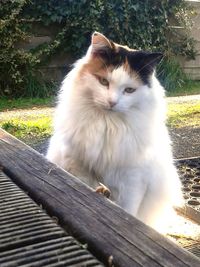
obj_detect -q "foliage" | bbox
[157,56,188,92]
[0,0,57,97]
[0,0,30,96]
[0,0,196,97]
[166,79,200,96]
[23,0,196,56]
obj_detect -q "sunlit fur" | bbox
[47,32,183,231]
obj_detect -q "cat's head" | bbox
[76,32,163,113]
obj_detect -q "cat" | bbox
[46,32,183,231]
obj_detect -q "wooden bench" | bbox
[0,128,200,267]
[0,170,103,266]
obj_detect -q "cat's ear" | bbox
[129,52,163,84]
[90,32,113,56]
[143,52,163,70]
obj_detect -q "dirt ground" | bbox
[167,95,200,159]
[170,127,200,159]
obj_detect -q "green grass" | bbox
[0,97,55,112]
[167,101,200,128]
[0,105,53,145]
[0,117,52,145]
[0,97,55,145]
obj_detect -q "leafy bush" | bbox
[0,0,30,96]
[23,0,196,55]
[0,0,56,97]
[0,0,196,97]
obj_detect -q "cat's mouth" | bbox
[97,102,117,111]
[93,101,109,110]
[93,99,119,112]
[105,106,116,111]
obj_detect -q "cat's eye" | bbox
[98,76,109,87]
[124,87,136,94]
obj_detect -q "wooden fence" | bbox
[181,0,200,80]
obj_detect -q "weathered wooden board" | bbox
[0,171,103,267]
[0,128,199,267]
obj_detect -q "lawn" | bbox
[167,100,200,128]
[0,106,53,145]
[0,97,55,145]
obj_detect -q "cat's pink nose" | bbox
[108,101,117,108]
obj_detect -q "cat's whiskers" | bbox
[136,57,162,75]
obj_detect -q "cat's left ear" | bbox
[144,52,163,69]
[90,32,114,56]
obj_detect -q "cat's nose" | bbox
[108,100,117,108]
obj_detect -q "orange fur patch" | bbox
[80,56,115,79]
[79,44,143,85]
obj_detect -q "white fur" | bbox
[47,53,183,231]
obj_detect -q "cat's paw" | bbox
[95,182,111,198]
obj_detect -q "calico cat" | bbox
[47,32,183,231]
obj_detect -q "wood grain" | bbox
[0,128,199,267]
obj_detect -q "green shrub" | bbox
[157,56,188,91]
[0,0,56,97]
[23,0,196,56]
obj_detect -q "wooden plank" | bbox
[0,171,103,267]
[0,129,199,267]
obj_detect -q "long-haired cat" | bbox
[47,32,183,231]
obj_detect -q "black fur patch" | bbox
[96,47,163,86]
